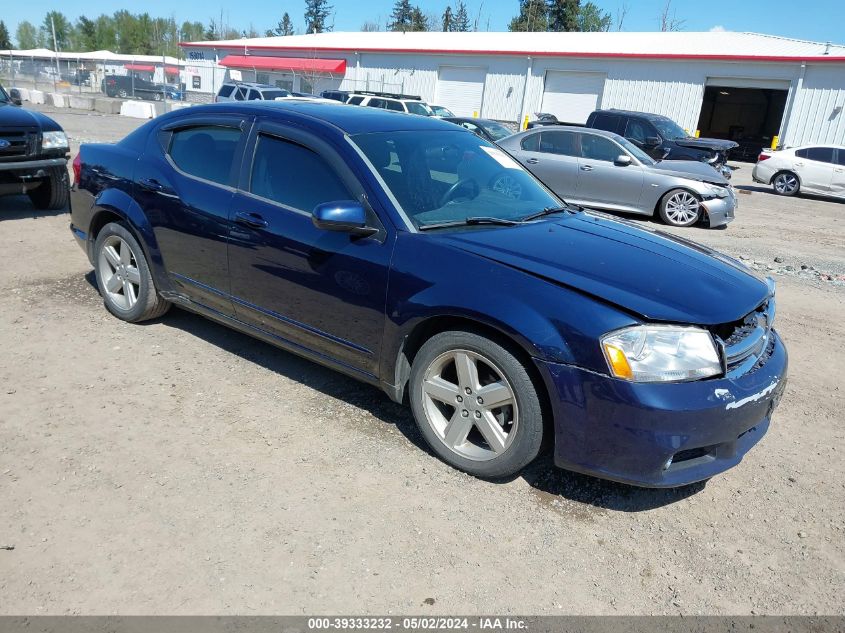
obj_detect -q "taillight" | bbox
[72,152,82,186]
[758,153,771,162]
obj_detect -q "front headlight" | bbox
[601,325,722,382]
[704,183,729,198]
[42,131,68,150]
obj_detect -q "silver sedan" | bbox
[498,126,736,228]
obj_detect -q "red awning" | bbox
[124,63,155,72]
[165,65,180,74]
[219,55,346,74]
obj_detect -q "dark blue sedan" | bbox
[69,101,787,487]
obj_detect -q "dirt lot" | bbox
[1,106,844,615]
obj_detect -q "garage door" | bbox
[541,71,605,124]
[435,66,486,117]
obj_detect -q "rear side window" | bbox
[249,134,351,212]
[796,147,835,163]
[218,85,235,98]
[248,89,261,101]
[591,113,621,133]
[385,100,405,112]
[347,96,364,105]
[168,126,241,186]
[538,131,578,156]
[580,134,622,162]
[367,99,388,109]
[233,87,248,101]
[520,133,541,152]
[837,150,845,166]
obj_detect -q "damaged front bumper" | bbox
[535,330,788,488]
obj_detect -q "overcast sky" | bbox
[5,0,845,45]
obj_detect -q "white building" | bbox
[180,30,845,148]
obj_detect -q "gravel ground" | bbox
[0,106,843,615]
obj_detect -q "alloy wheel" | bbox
[98,235,141,311]
[421,349,518,461]
[665,191,701,225]
[774,173,798,194]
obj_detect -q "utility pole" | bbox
[51,15,60,92]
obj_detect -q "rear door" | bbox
[794,147,835,193]
[575,132,645,211]
[134,114,251,315]
[516,130,582,198]
[832,149,845,197]
[226,119,393,377]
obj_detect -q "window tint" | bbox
[538,131,578,157]
[406,102,433,116]
[385,100,405,112]
[367,98,388,109]
[837,150,845,167]
[798,147,835,163]
[580,134,622,162]
[233,87,247,101]
[248,89,261,101]
[249,134,351,212]
[520,133,541,152]
[591,113,621,133]
[218,85,235,98]
[347,96,364,105]
[169,126,241,185]
[625,119,652,144]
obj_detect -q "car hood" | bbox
[648,159,728,184]
[0,102,62,131]
[674,137,739,151]
[439,213,769,325]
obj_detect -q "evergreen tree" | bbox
[389,0,414,31]
[75,16,97,51]
[0,21,12,50]
[508,0,548,31]
[267,12,295,36]
[454,1,471,31]
[408,7,429,31]
[577,1,612,31]
[304,0,333,33]
[40,11,74,50]
[548,0,580,31]
[442,6,453,32]
[15,21,38,49]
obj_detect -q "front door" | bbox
[514,130,581,198]
[226,120,393,378]
[575,132,644,211]
[134,115,251,315]
[832,149,845,198]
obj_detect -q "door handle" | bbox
[580,165,594,171]
[234,211,269,229]
[139,177,177,198]
[525,158,539,164]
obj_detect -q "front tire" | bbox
[27,166,69,211]
[409,331,544,479]
[772,171,800,196]
[93,222,170,323]
[659,188,702,227]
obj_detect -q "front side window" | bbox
[352,130,560,229]
[615,136,655,165]
[836,150,845,167]
[580,134,623,162]
[168,126,242,186]
[406,102,434,116]
[260,89,290,100]
[625,119,650,144]
[249,134,351,212]
[248,89,261,101]
[481,121,514,142]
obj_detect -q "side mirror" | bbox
[614,155,633,167]
[9,88,22,106]
[645,136,661,147]
[312,201,377,236]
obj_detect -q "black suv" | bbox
[586,109,738,177]
[0,83,70,210]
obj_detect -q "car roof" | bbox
[443,117,503,126]
[351,93,424,102]
[603,108,672,121]
[159,100,464,135]
[220,82,281,90]
[517,125,622,140]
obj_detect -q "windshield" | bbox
[651,117,688,140]
[431,106,454,117]
[406,102,433,116]
[482,121,515,142]
[264,90,290,100]
[616,136,655,165]
[352,130,561,230]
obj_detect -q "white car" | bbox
[752,144,845,199]
[346,91,434,116]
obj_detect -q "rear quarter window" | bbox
[520,133,541,152]
[218,85,235,98]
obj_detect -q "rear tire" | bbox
[659,188,702,227]
[409,330,544,479]
[27,166,69,211]
[93,222,170,323]
[772,171,800,196]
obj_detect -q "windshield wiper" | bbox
[418,216,523,231]
[520,205,576,222]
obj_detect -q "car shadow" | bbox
[81,271,705,512]
[0,194,68,220]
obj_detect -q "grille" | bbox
[713,291,776,378]
[0,129,38,162]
